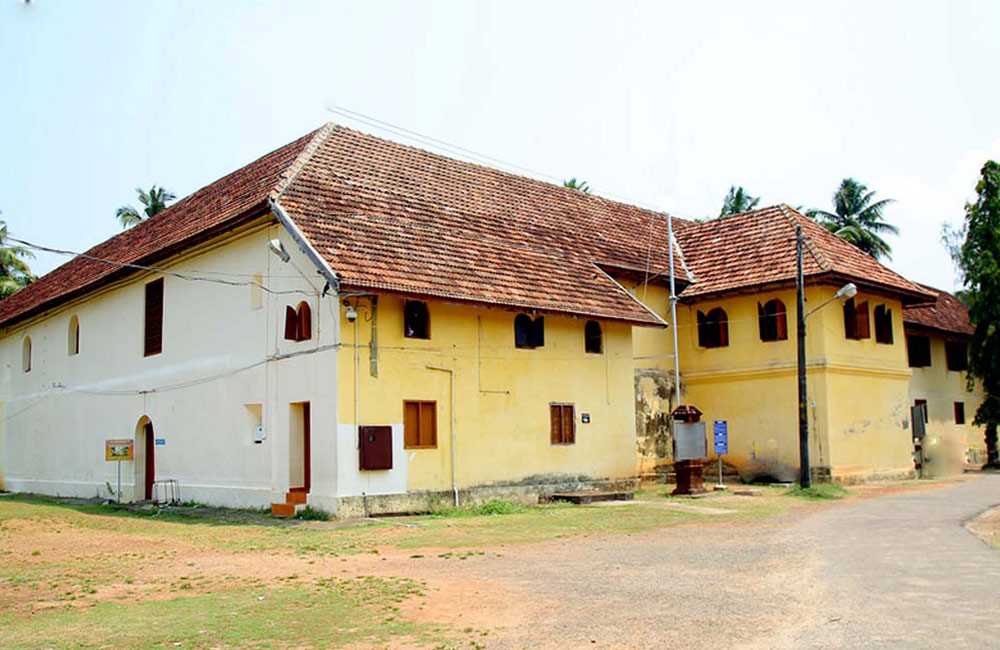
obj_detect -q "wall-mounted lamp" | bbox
[835,283,858,299]
[267,239,290,263]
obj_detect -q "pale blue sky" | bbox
[2,0,998,290]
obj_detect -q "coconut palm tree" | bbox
[808,178,898,260]
[563,178,591,193]
[0,214,35,298]
[116,185,176,228]
[719,186,760,217]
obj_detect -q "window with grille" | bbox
[843,298,871,340]
[144,278,164,357]
[697,307,729,348]
[874,305,894,344]
[403,401,437,448]
[758,299,788,342]
[550,403,576,445]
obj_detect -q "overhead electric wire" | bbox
[7,236,319,297]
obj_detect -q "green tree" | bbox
[116,185,176,228]
[719,185,760,217]
[563,178,591,193]
[0,213,35,298]
[808,178,898,260]
[946,160,1000,468]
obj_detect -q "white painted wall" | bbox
[0,218,341,510]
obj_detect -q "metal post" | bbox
[667,213,682,410]
[718,455,723,487]
[796,227,811,488]
[117,461,121,504]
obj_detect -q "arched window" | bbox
[284,301,312,342]
[697,307,729,348]
[68,315,80,356]
[404,300,430,339]
[585,320,603,354]
[758,299,788,342]
[22,336,31,373]
[514,314,545,349]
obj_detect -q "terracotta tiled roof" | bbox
[903,286,975,337]
[675,205,935,304]
[275,125,684,325]
[0,128,323,328]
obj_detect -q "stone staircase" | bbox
[271,489,307,518]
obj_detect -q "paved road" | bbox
[430,477,1000,649]
[780,475,1000,649]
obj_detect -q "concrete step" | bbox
[550,491,634,505]
[285,491,308,505]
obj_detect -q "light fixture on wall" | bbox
[267,239,290,263]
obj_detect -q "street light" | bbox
[797,226,857,487]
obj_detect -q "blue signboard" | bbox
[713,421,728,455]
[155,438,166,446]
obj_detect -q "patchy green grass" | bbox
[785,483,851,500]
[0,579,444,650]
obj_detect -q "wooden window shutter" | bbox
[515,314,532,348]
[561,405,575,444]
[404,402,420,447]
[550,405,561,444]
[856,301,871,339]
[717,310,729,347]
[144,279,164,356]
[419,402,436,447]
[843,299,856,339]
[532,317,545,347]
[757,302,766,341]
[775,303,788,341]
[284,306,298,341]
[697,310,708,347]
[297,302,312,341]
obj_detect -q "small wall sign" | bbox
[581,413,591,424]
[105,439,134,462]
[155,438,166,446]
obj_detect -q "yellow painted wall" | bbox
[337,297,637,494]
[626,281,916,481]
[908,331,985,474]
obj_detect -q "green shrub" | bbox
[785,484,849,500]
[294,505,330,521]
[470,499,525,516]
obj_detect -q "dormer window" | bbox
[404,300,430,339]
[284,301,312,342]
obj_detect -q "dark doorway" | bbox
[144,422,155,500]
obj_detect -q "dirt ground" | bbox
[1,478,994,649]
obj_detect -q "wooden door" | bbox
[144,423,155,500]
[303,403,311,493]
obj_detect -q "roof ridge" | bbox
[778,204,831,272]
[271,122,338,200]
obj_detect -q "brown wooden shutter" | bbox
[717,311,729,347]
[404,402,419,447]
[297,302,312,341]
[856,301,870,339]
[144,279,164,356]
[562,405,575,444]
[532,317,545,347]
[550,405,561,444]
[776,304,788,341]
[419,402,436,446]
[757,303,766,341]
[697,310,707,347]
[284,306,298,341]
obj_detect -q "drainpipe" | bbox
[426,365,458,507]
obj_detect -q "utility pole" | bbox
[796,227,810,488]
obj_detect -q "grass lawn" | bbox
[0,484,838,648]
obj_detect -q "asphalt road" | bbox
[448,476,1000,649]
